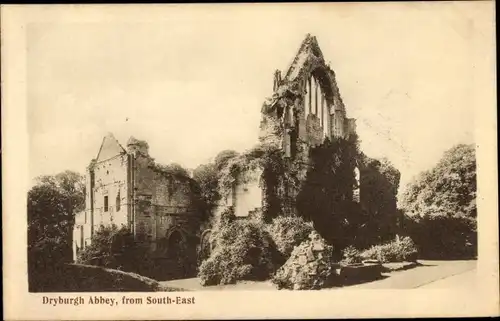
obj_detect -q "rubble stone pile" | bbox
[272,231,336,290]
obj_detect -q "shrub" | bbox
[198,219,279,286]
[76,224,153,276]
[403,214,477,259]
[267,215,314,258]
[395,236,419,262]
[272,231,336,290]
[360,236,418,263]
[340,245,363,265]
[28,236,73,292]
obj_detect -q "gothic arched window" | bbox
[200,230,212,261]
[116,190,121,212]
[167,230,184,258]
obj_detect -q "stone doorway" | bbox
[199,229,213,262]
[167,230,184,259]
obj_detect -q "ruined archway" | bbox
[199,229,213,261]
[166,229,186,259]
[155,228,196,280]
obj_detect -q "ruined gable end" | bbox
[96,133,127,162]
[261,33,356,156]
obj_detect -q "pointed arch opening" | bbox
[167,230,184,258]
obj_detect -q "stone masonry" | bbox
[72,133,202,272]
[213,34,359,220]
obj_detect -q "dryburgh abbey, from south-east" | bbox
[41,295,195,306]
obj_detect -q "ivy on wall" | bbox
[295,134,362,258]
[198,81,401,258]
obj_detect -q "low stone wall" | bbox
[338,263,383,284]
[382,261,419,272]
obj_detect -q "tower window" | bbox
[116,191,121,212]
[290,130,297,158]
[104,196,109,212]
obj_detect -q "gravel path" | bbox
[159,260,477,291]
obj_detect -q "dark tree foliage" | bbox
[295,135,362,258]
[76,224,153,275]
[28,171,86,291]
[358,156,401,247]
[214,150,239,171]
[402,214,477,259]
[399,144,477,259]
[192,163,221,218]
[191,150,240,223]
[153,162,191,178]
[35,170,86,213]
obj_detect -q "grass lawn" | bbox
[29,263,187,292]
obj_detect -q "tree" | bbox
[192,163,221,216]
[295,136,361,258]
[191,150,239,221]
[29,171,86,255]
[28,184,73,261]
[154,163,191,178]
[358,156,401,246]
[399,144,476,218]
[28,171,86,290]
[214,150,239,171]
[35,170,86,213]
[399,144,477,259]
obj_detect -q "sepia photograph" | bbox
[2,2,498,319]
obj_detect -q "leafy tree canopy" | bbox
[214,150,239,171]
[358,155,401,246]
[153,163,191,179]
[399,144,476,218]
[296,136,361,255]
[28,170,85,268]
[192,163,220,215]
[35,170,86,212]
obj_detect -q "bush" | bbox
[403,214,477,259]
[28,237,73,292]
[272,231,336,290]
[267,216,314,258]
[360,236,418,263]
[198,219,279,286]
[340,246,363,265]
[77,224,153,276]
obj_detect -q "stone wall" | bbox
[73,135,203,265]
[305,114,324,147]
[73,210,92,258]
[72,135,130,261]
[345,118,357,138]
[92,153,129,228]
[233,169,263,217]
[131,153,201,256]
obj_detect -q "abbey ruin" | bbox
[73,34,361,277]
[215,34,358,218]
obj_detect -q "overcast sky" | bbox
[27,3,494,196]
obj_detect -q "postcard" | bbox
[2,2,498,319]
